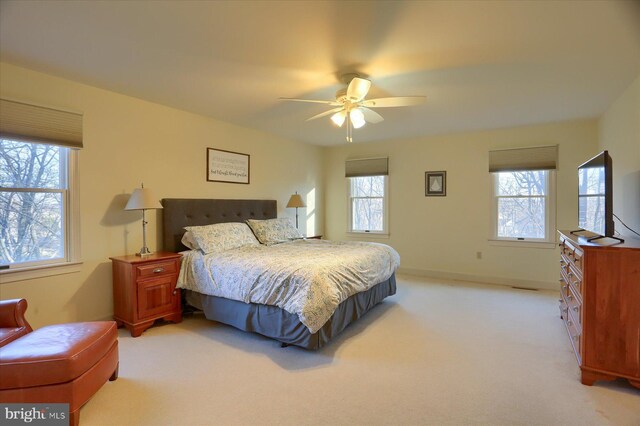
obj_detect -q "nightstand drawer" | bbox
[136,260,177,279]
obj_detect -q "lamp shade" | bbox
[286,193,306,208]
[125,188,163,211]
[331,111,346,127]
[350,109,366,129]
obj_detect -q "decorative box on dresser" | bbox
[110,252,182,337]
[558,230,640,389]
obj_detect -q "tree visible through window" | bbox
[493,170,551,240]
[349,175,387,233]
[0,139,68,266]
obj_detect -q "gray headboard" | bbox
[162,198,277,252]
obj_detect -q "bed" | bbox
[162,198,398,350]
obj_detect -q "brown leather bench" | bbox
[0,299,119,426]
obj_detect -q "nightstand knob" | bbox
[153,268,165,273]
[173,290,177,295]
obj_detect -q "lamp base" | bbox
[136,247,153,258]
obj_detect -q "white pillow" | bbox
[183,222,259,254]
[181,231,200,251]
[246,218,302,246]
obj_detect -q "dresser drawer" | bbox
[568,270,583,298]
[563,310,582,365]
[560,239,583,273]
[136,260,178,279]
[566,284,582,331]
[559,298,569,319]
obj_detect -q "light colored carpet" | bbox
[81,275,640,425]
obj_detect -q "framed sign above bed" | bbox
[207,148,250,184]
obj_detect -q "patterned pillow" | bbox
[181,231,200,251]
[246,218,302,246]
[183,222,259,254]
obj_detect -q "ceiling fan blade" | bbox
[279,97,340,106]
[360,107,384,124]
[305,107,344,122]
[361,96,426,108]
[346,78,371,102]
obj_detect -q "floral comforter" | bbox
[177,239,400,333]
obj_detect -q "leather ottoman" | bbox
[0,321,119,426]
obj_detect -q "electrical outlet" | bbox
[476,251,482,260]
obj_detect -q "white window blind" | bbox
[345,157,388,177]
[489,145,557,172]
[0,98,83,149]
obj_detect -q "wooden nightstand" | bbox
[110,252,182,337]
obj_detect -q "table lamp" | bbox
[125,183,163,257]
[286,192,306,229]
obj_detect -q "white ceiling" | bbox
[1,1,639,146]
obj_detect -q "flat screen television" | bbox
[577,150,614,238]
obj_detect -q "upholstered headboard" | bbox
[161,199,277,252]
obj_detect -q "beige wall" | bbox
[324,120,599,289]
[0,63,324,328]
[1,59,630,327]
[598,74,640,238]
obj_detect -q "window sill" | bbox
[347,232,390,240]
[0,261,83,284]
[488,239,556,249]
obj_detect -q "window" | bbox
[492,170,555,241]
[0,139,78,267]
[345,157,389,234]
[489,145,557,243]
[0,98,82,275]
[348,175,388,233]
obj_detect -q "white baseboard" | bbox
[94,314,116,322]
[397,267,557,291]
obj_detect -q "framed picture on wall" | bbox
[207,148,250,184]
[425,171,446,196]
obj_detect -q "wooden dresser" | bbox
[558,230,640,389]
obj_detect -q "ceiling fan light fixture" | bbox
[280,74,425,144]
[331,111,346,127]
[350,108,366,129]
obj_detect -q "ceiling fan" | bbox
[280,73,426,142]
